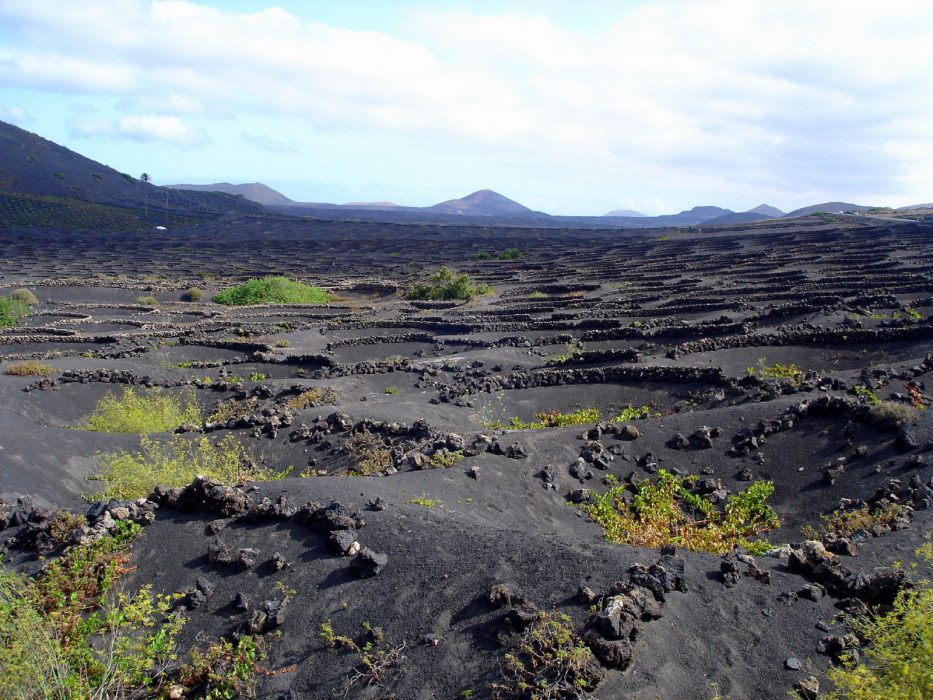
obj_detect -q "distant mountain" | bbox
[783,202,871,217]
[703,211,772,226]
[167,182,297,207]
[899,203,933,210]
[0,120,263,218]
[604,208,646,217]
[428,189,545,217]
[747,204,784,217]
[342,201,399,209]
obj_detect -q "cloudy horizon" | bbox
[1,0,931,216]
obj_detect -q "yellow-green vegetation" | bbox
[584,471,780,555]
[826,584,931,699]
[487,405,655,430]
[0,521,187,699]
[854,384,882,405]
[474,251,493,261]
[612,404,654,421]
[285,387,338,410]
[0,296,29,329]
[406,267,493,302]
[427,451,464,468]
[87,434,286,500]
[178,634,267,699]
[498,248,522,260]
[249,372,267,382]
[529,291,548,300]
[5,361,57,377]
[79,387,201,433]
[408,496,441,508]
[345,430,393,476]
[207,396,260,424]
[494,611,600,699]
[551,340,585,363]
[746,361,805,385]
[213,276,332,306]
[180,287,205,302]
[803,502,906,541]
[384,386,400,395]
[135,295,160,307]
[10,288,38,305]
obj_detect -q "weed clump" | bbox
[406,267,492,302]
[488,408,600,430]
[0,296,29,329]
[285,387,338,410]
[584,471,779,554]
[79,387,201,433]
[88,433,284,500]
[803,502,907,540]
[746,361,805,385]
[345,430,393,476]
[178,635,267,699]
[9,288,38,305]
[213,276,332,306]
[5,361,57,377]
[868,401,915,427]
[180,287,205,302]
[135,295,160,307]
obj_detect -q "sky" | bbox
[1,1,931,216]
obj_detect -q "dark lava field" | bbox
[1,213,932,699]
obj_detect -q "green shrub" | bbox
[5,361,57,377]
[409,496,441,508]
[345,430,393,476]
[612,404,655,421]
[0,521,186,699]
[803,502,906,540]
[384,386,400,395]
[136,295,160,307]
[88,433,285,500]
[854,384,882,405]
[0,297,29,329]
[529,291,548,299]
[79,387,201,433]
[868,401,915,427]
[178,635,267,699]
[474,251,493,261]
[826,586,932,700]
[584,471,779,554]
[285,387,338,410]
[427,450,464,468]
[405,267,492,302]
[746,361,805,385]
[249,372,267,382]
[213,276,331,306]
[9,289,38,305]
[494,611,601,699]
[498,248,522,260]
[180,287,205,302]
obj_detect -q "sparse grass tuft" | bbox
[180,287,204,302]
[585,471,779,555]
[408,496,441,508]
[345,430,393,476]
[5,361,57,377]
[213,276,332,306]
[135,295,160,307]
[427,450,464,468]
[803,502,906,540]
[868,401,915,427]
[406,267,492,302]
[87,433,285,500]
[384,386,400,395]
[746,360,805,385]
[79,387,201,433]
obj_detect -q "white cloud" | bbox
[0,103,30,124]
[67,113,207,147]
[241,131,301,154]
[1,0,931,209]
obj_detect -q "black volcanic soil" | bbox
[1,214,932,699]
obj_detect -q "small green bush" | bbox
[487,407,600,430]
[9,289,38,305]
[180,287,205,302]
[826,586,932,700]
[384,386,400,395]
[473,251,493,261]
[249,372,267,382]
[0,521,186,699]
[494,611,601,698]
[213,276,331,306]
[0,297,29,329]
[5,361,57,377]
[79,387,201,433]
[584,471,779,554]
[868,401,915,427]
[406,267,492,302]
[178,635,267,699]
[135,295,160,307]
[498,248,522,260]
[88,433,285,500]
